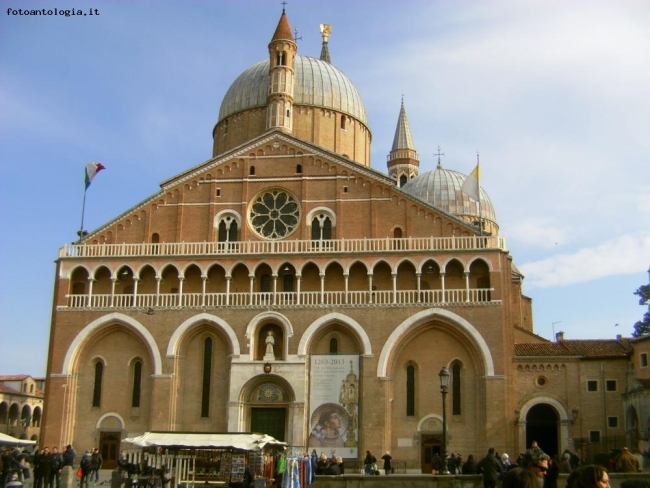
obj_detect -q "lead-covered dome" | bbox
[401,165,498,234]
[218,56,368,125]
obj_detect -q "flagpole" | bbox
[78,188,89,241]
[77,162,105,242]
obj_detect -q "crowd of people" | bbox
[469,442,648,488]
[0,445,103,488]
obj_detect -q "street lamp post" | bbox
[439,366,450,475]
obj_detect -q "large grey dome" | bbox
[401,166,498,229]
[218,56,368,125]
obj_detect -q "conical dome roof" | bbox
[401,164,498,233]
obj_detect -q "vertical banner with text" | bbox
[308,355,359,459]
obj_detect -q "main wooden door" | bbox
[99,432,121,469]
[251,407,286,442]
[421,434,442,474]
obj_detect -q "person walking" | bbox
[62,446,75,469]
[381,452,392,475]
[616,447,641,473]
[521,447,550,481]
[462,454,478,474]
[448,453,458,474]
[577,465,610,488]
[33,448,47,488]
[49,447,63,488]
[363,451,376,475]
[432,453,442,475]
[502,467,540,488]
[559,453,573,474]
[79,451,92,488]
[477,448,503,488]
[90,448,103,484]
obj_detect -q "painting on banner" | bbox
[308,355,359,459]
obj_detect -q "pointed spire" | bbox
[319,24,332,63]
[387,97,419,184]
[272,9,293,43]
[391,96,416,152]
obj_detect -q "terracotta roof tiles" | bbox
[0,383,20,394]
[515,339,633,359]
[0,375,30,381]
[271,11,293,43]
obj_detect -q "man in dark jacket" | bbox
[79,451,93,488]
[49,447,63,488]
[34,447,53,488]
[91,448,103,483]
[62,445,76,468]
[477,447,503,488]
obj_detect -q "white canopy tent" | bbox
[120,432,287,487]
[122,432,286,451]
[0,433,37,446]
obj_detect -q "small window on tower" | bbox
[216,188,221,197]
[341,116,346,130]
[250,166,256,176]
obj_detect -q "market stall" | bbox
[121,432,295,488]
[0,433,36,447]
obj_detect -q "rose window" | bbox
[249,189,300,239]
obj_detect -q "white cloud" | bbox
[505,218,566,250]
[519,232,650,288]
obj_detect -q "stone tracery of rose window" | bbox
[249,189,300,239]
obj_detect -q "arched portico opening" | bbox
[241,375,296,444]
[525,404,560,457]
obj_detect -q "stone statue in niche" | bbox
[264,330,275,360]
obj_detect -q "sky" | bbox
[1,0,649,378]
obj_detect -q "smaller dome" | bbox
[401,165,498,232]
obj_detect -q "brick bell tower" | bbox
[266,8,297,133]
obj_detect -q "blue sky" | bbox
[1,0,649,377]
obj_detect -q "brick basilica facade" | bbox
[41,10,649,472]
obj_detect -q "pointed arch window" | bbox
[452,362,461,415]
[399,174,407,187]
[218,219,238,243]
[311,216,332,240]
[406,364,415,416]
[201,338,212,418]
[329,338,338,354]
[92,361,103,407]
[132,360,142,408]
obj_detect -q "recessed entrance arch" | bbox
[525,403,559,457]
[242,375,296,444]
